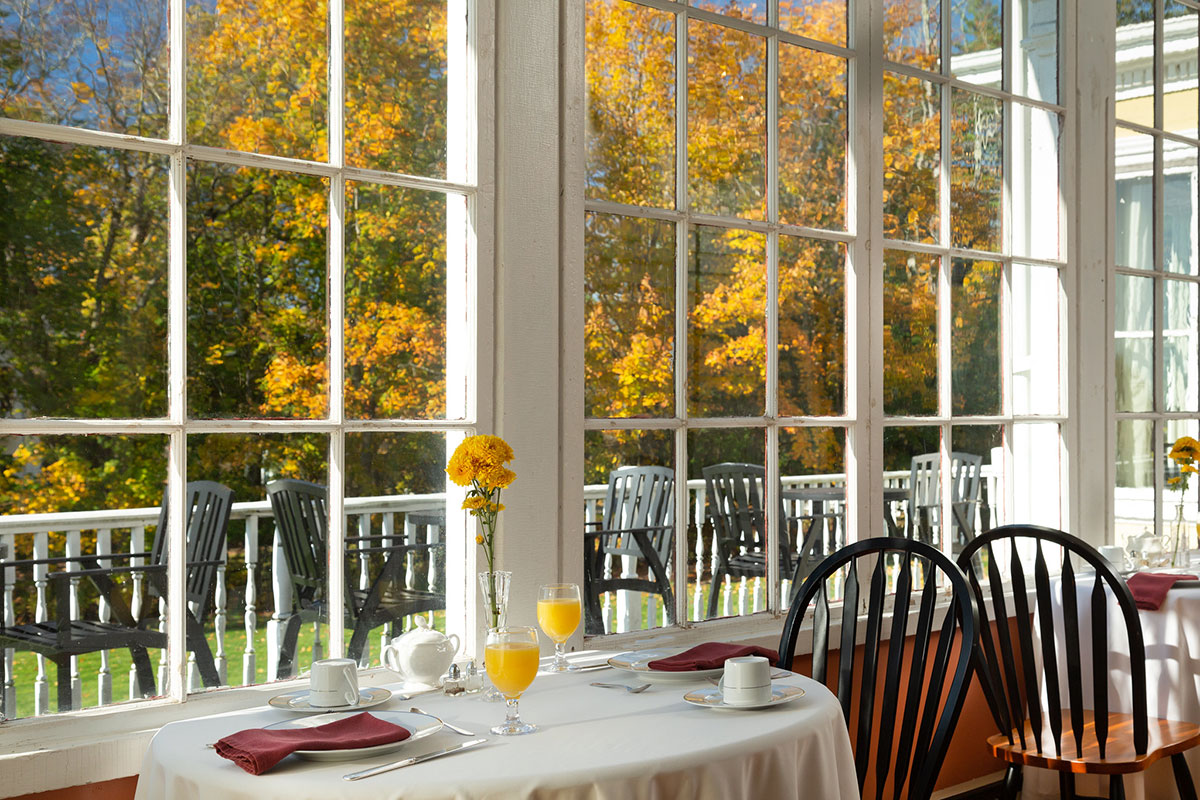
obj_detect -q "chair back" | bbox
[267,479,329,611]
[908,452,984,541]
[777,537,977,800]
[702,462,792,564]
[151,481,233,611]
[600,466,674,563]
[956,524,1149,761]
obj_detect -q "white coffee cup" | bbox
[1099,545,1126,572]
[718,655,772,707]
[309,658,359,708]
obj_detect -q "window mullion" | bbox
[674,4,691,623]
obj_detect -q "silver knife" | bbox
[342,738,488,781]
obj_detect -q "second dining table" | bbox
[134,652,858,800]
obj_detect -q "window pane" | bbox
[882,425,940,539]
[687,19,765,220]
[952,258,1001,416]
[0,139,168,419]
[885,0,940,72]
[780,427,846,601]
[0,0,168,137]
[1115,129,1155,270]
[583,429,675,635]
[344,183,454,420]
[1015,0,1059,104]
[779,237,845,416]
[779,45,847,230]
[1011,263,1060,415]
[884,250,938,416]
[1012,423,1060,529]
[690,0,766,25]
[780,0,847,46]
[1115,418,1154,547]
[1164,278,1199,412]
[951,89,1002,253]
[187,0,329,161]
[586,0,675,208]
[1164,166,1198,275]
[0,433,168,718]
[884,73,940,244]
[585,213,676,418]
[187,162,329,419]
[1116,14,1155,128]
[345,0,447,177]
[1011,105,1061,260]
[1164,2,1199,141]
[950,0,1001,89]
[1116,273,1155,413]
[688,226,766,417]
[689,427,766,622]
[952,424,1004,543]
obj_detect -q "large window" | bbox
[0,0,475,719]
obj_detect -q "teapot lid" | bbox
[397,616,447,645]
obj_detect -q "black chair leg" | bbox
[130,645,157,697]
[347,620,370,665]
[277,614,304,679]
[1058,771,1076,800]
[185,613,221,688]
[706,572,723,619]
[1173,753,1199,800]
[1001,766,1020,800]
[55,656,73,712]
[1109,774,1126,800]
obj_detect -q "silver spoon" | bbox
[590,681,650,694]
[411,706,475,736]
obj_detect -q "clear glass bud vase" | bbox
[478,570,511,701]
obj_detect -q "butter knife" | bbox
[342,738,488,780]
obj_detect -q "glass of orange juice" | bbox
[537,583,581,672]
[484,626,540,735]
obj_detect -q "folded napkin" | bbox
[1126,572,1198,611]
[214,712,410,775]
[646,642,780,672]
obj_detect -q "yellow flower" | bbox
[1169,476,1182,486]
[486,502,505,512]
[1184,464,1199,474]
[476,466,517,491]
[462,496,487,511]
[1170,436,1200,461]
[446,435,516,486]
[475,534,484,545]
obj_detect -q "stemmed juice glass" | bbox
[537,583,581,672]
[484,626,540,735]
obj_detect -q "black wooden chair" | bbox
[957,524,1200,800]
[908,451,984,549]
[267,479,445,678]
[0,481,232,711]
[702,463,808,619]
[777,537,977,800]
[583,466,675,635]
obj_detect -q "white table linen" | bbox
[134,660,857,800]
[1025,576,1200,800]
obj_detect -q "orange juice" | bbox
[537,597,581,643]
[485,640,540,697]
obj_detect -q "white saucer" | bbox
[607,648,725,683]
[267,686,392,713]
[262,709,442,761]
[683,684,806,710]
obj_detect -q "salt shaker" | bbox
[442,662,465,696]
[463,659,483,694]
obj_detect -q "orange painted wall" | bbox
[11,776,137,800]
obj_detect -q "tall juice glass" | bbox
[484,626,539,735]
[537,583,581,672]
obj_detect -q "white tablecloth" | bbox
[1026,576,1200,800]
[134,660,857,800]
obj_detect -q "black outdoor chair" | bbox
[702,463,807,619]
[957,524,1200,800]
[777,537,978,800]
[0,481,232,712]
[908,451,984,549]
[583,466,675,635]
[267,479,445,678]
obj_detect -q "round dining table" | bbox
[134,656,858,800]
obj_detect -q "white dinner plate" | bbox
[683,684,806,711]
[262,710,443,761]
[267,686,392,713]
[607,648,726,683]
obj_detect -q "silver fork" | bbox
[411,706,475,736]
[590,681,650,694]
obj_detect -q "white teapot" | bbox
[382,618,461,686]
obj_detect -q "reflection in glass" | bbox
[344,182,452,420]
[1115,129,1154,269]
[884,73,940,243]
[0,139,168,419]
[884,0,940,72]
[1164,2,1198,139]
[1164,167,1198,275]
[690,0,766,25]
[1012,424,1060,529]
[1011,105,1061,260]
[688,19,765,220]
[882,425,940,539]
[1115,419,1153,546]
[951,259,1001,416]
[779,45,847,230]
[950,0,1001,88]
[187,162,329,419]
[779,237,845,417]
[688,226,766,417]
[1015,0,1059,104]
[951,425,1003,539]
[586,0,675,208]
[779,427,846,601]
[780,0,847,46]
[1011,264,1060,415]
[186,0,329,161]
[1116,25,1155,129]
[1116,273,1155,413]
[586,214,676,419]
[951,89,1002,253]
[1164,279,1198,412]
[0,0,168,136]
[345,0,447,177]
[1163,419,1200,544]
[884,250,938,416]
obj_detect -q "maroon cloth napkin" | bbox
[1126,572,1198,611]
[646,642,780,672]
[214,712,411,775]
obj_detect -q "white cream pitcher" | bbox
[382,617,461,686]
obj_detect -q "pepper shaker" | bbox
[442,662,465,696]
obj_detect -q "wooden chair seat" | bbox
[989,710,1200,775]
[0,619,165,656]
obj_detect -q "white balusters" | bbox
[96,528,112,707]
[243,516,258,685]
[357,513,371,665]
[2,532,15,718]
[33,530,48,715]
[266,536,290,681]
[128,524,145,700]
[65,529,81,709]
[213,545,228,687]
